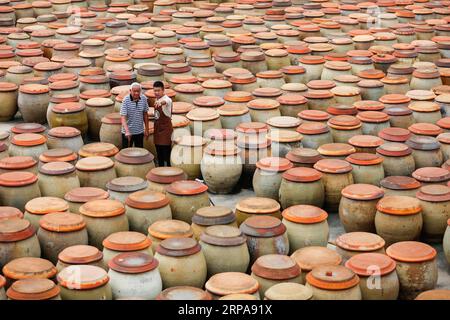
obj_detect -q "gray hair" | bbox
[130,82,141,90]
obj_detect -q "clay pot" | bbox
[380,176,422,198]
[157,286,212,300]
[106,177,148,203]
[2,257,57,288]
[75,156,117,190]
[102,231,153,267]
[57,245,106,272]
[38,162,80,198]
[253,157,293,201]
[47,127,84,153]
[376,143,416,177]
[6,278,61,300]
[145,167,186,194]
[0,172,41,212]
[170,136,206,180]
[345,153,385,186]
[205,272,260,300]
[114,148,155,179]
[191,206,238,241]
[64,187,109,214]
[148,219,194,253]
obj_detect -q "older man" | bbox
[120,82,149,149]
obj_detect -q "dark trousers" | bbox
[156,144,171,167]
[122,133,144,149]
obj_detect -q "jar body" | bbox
[252,169,282,201]
[279,103,308,118]
[0,90,17,121]
[220,114,252,130]
[444,225,450,265]
[199,241,250,277]
[86,105,115,140]
[329,128,363,144]
[170,144,204,180]
[339,197,379,233]
[77,167,117,190]
[305,283,362,300]
[282,219,329,254]
[200,153,243,194]
[307,97,336,112]
[380,187,420,198]
[411,149,444,169]
[241,60,267,75]
[166,192,210,224]
[279,179,325,209]
[0,236,41,269]
[108,269,162,300]
[37,172,81,198]
[298,63,323,82]
[374,211,422,246]
[361,121,390,136]
[18,92,49,124]
[266,56,290,71]
[9,144,48,161]
[350,164,384,186]
[115,161,155,180]
[301,132,333,149]
[59,284,112,300]
[321,172,354,213]
[419,200,450,243]
[49,111,89,136]
[155,251,207,289]
[37,228,89,264]
[410,77,442,91]
[125,205,172,235]
[47,135,84,153]
[248,108,281,123]
[82,215,129,250]
[270,140,302,158]
[99,124,122,149]
[246,234,289,265]
[359,271,399,300]
[379,154,415,177]
[252,273,302,298]
[0,183,41,212]
[395,260,438,300]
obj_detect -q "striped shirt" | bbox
[120,94,149,135]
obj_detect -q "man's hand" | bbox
[144,128,149,139]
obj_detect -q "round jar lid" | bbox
[247,99,280,110]
[0,207,23,221]
[266,116,301,129]
[126,190,169,210]
[256,157,293,172]
[314,159,353,174]
[380,176,421,191]
[205,272,259,296]
[11,123,46,134]
[236,122,269,134]
[3,257,57,281]
[286,148,323,164]
[58,245,103,264]
[39,161,76,176]
[39,148,77,164]
[106,177,147,193]
[282,167,322,183]
[348,135,383,148]
[416,184,450,202]
[25,197,68,215]
[386,241,437,263]
[378,127,411,142]
[0,219,34,242]
[328,115,361,130]
[6,278,60,300]
[267,129,302,143]
[251,254,300,280]
[186,108,220,121]
[236,197,280,214]
[166,180,208,196]
[79,199,125,218]
[0,171,38,187]
[64,187,109,203]
[298,110,331,122]
[239,216,286,238]
[346,153,383,166]
[103,231,151,252]
[341,184,384,201]
[156,237,201,257]
[192,206,236,226]
[406,135,441,151]
[108,252,158,274]
[376,196,421,215]
[264,283,313,300]
[376,142,412,157]
[408,123,442,136]
[200,225,246,247]
[57,265,109,290]
[75,156,114,171]
[39,211,86,232]
[357,111,390,123]
[149,219,193,240]
[11,133,46,146]
[415,290,450,300]
[345,253,396,276]
[306,265,360,291]
[0,156,37,170]
[79,142,119,158]
[291,246,342,272]
[296,122,329,135]
[412,167,450,182]
[317,143,356,157]
[47,126,81,138]
[282,205,327,224]
[336,232,385,252]
[146,167,186,184]
[157,286,212,300]
[174,135,206,147]
[114,147,154,165]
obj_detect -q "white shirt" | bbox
[153,95,172,120]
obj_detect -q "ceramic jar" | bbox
[125,190,172,235]
[49,102,88,136]
[57,245,106,272]
[305,265,362,300]
[85,97,115,140]
[205,272,260,300]
[327,115,363,144]
[108,252,162,300]
[413,167,450,186]
[0,156,37,175]
[170,136,206,180]
[348,135,383,154]
[345,253,399,300]
[235,197,281,226]
[191,206,237,241]
[9,133,48,161]
[145,167,186,194]
[276,94,308,118]
[102,231,153,267]
[0,219,41,268]
[199,225,249,277]
[345,153,385,186]
[0,82,18,121]
[266,130,302,158]
[357,111,391,136]
[2,257,57,288]
[380,176,422,198]
[38,162,80,198]
[37,212,88,264]
[64,187,109,214]
[17,84,50,124]
[409,101,443,124]
[0,207,23,221]
[106,177,148,203]
[416,185,450,243]
[217,105,252,130]
[155,238,207,289]
[298,55,325,82]
[240,216,289,265]
[6,278,61,300]
[282,205,329,253]
[57,265,112,300]
[406,136,444,169]
[376,143,416,177]
[279,167,325,209]
[386,241,438,300]
[47,127,84,153]
[186,108,222,137]
[79,199,129,250]
[339,184,384,233]
[253,157,293,201]
[296,122,333,149]
[251,254,302,297]
[0,172,41,212]
[99,113,122,148]
[335,232,386,262]
[444,220,450,265]
[114,148,155,179]
[375,196,423,246]
[75,156,117,190]
[314,159,354,213]
[303,90,335,112]
[247,99,281,123]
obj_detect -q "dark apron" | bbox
[154,105,173,146]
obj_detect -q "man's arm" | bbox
[143,96,150,138]
[120,101,131,137]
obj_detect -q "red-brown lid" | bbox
[345,153,384,166]
[296,122,329,135]
[0,219,35,242]
[103,231,152,252]
[353,100,385,112]
[126,190,170,210]
[6,278,60,300]
[386,241,437,262]
[205,272,259,296]
[75,156,114,171]
[64,187,109,203]
[19,84,50,94]
[79,199,125,218]
[148,219,193,240]
[376,196,422,215]
[298,110,331,122]
[240,216,286,238]
[291,246,341,272]
[0,171,38,187]
[11,133,46,146]
[408,123,443,136]
[79,143,119,158]
[282,167,323,182]
[412,167,450,182]
[58,245,103,264]
[11,123,46,134]
[57,265,109,290]
[341,184,384,201]
[317,143,356,156]
[0,156,37,170]
[3,257,57,281]
[348,135,384,148]
[415,290,450,300]
[114,147,154,165]
[235,197,280,214]
[25,197,68,215]
[0,207,23,221]
[256,157,293,172]
[146,167,186,184]
[282,205,328,224]
[156,237,201,257]
[336,232,385,252]
[236,122,269,134]
[328,115,361,129]
[376,142,412,157]
[199,225,246,247]
[357,111,390,123]
[380,176,421,191]
[39,212,86,233]
[314,159,353,174]
[416,184,450,202]
[379,94,411,105]
[166,180,208,196]
[251,254,300,280]
[378,127,411,142]
[51,102,85,114]
[108,252,159,274]
[47,126,81,138]
[306,265,360,290]
[345,253,396,276]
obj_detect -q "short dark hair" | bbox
[153,81,164,89]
